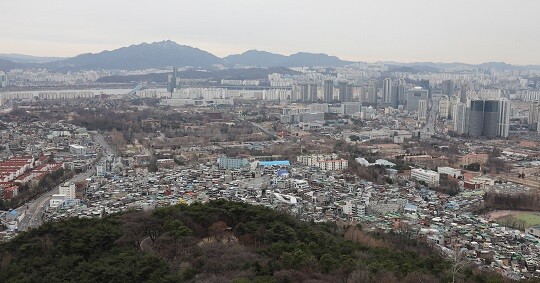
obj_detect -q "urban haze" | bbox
[1,1,540,282]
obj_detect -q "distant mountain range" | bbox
[224,50,352,67]
[47,41,222,71]
[0,53,65,64]
[0,40,538,72]
[382,61,540,72]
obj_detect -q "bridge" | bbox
[124,84,147,99]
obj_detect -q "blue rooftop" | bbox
[259,161,290,167]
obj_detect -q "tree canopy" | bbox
[0,201,509,282]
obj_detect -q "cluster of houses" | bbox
[0,155,63,200]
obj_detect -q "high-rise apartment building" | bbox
[497,100,511,138]
[309,83,318,102]
[383,78,392,103]
[323,80,334,102]
[364,82,378,104]
[406,87,428,112]
[460,84,468,103]
[457,99,511,138]
[419,79,431,99]
[338,82,353,102]
[418,100,427,120]
[396,79,406,106]
[299,83,309,102]
[167,67,180,94]
[453,103,468,134]
[442,80,455,97]
[438,96,450,119]
[529,102,540,132]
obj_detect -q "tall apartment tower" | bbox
[468,100,487,137]
[467,99,511,138]
[337,82,353,102]
[406,87,428,112]
[528,102,540,132]
[419,79,431,100]
[418,100,428,120]
[391,87,400,108]
[167,67,180,94]
[460,84,468,103]
[323,80,334,102]
[442,80,455,97]
[497,99,511,138]
[383,78,392,103]
[299,83,309,102]
[397,78,406,106]
[453,103,468,134]
[438,96,450,119]
[482,100,500,138]
[309,83,318,102]
[367,81,378,105]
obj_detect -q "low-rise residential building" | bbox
[460,153,489,167]
[315,159,348,171]
[218,156,250,169]
[298,154,348,171]
[69,144,87,156]
[411,168,440,187]
[528,225,540,238]
[59,182,76,200]
[297,154,338,166]
[49,194,67,208]
[437,167,462,178]
[404,155,433,163]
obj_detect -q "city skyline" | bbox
[2,0,540,65]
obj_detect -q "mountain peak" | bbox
[47,40,221,71]
[151,40,180,47]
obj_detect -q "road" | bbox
[140,237,157,255]
[17,167,96,231]
[16,132,114,231]
[251,121,278,139]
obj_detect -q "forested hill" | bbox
[0,201,508,282]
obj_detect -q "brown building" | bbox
[460,153,489,167]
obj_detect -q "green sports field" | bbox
[512,212,540,227]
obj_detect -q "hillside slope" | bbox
[0,201,508,282]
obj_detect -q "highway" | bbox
[16,132,114,231]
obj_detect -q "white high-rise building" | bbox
[528,102,540,132]
[453,103,468,134]
[449,96,460,119]
[418,99,427,120]
[497,99,511,138]
[383,78,392,103]
[438,96,450,119]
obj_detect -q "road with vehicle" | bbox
[17,133,114,231]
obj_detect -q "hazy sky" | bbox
[2,0,539,64]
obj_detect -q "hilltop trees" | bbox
[0,201,509,282]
